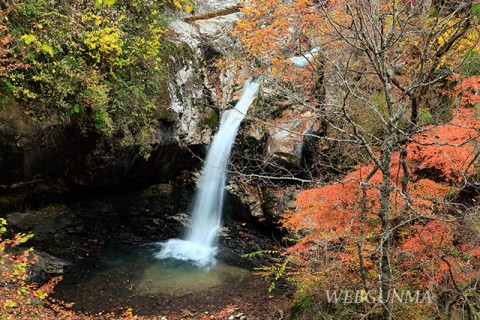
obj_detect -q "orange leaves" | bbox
[448,75,480,106]
[399,219,479,286]
[234,0,323,62]
[287,178,366,232]
[408,106,479,183]
[0,23,28,76]
[408,179,449,212]
[284,103,479,290]
[402,221,453,256]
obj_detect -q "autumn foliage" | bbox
[234,0,480,317]
[283,103,480,316]
[0,4,27,77]
[0,218,62,318]
[0,219,151,319]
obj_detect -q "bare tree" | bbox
[233,0,479,318]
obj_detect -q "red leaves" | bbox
[399,219,479,286]
[408,107,479,183]
[285,104,479,289]
[447,75,480,106]
[0,22,28,76]
[286,181,364,237]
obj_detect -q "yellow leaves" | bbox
[0,219,6,234]
[81,12,102,26]
[169,0,194,12]
[95,0,115,8]
[80,12,125,62]
[41,43,54,57]
[423,16,480,71]
[4,300,17,308]
[20,34,55,57]
[35,289,48,300]
[83,19,123,63]
[21,34,38,45]
[173,0,182,9]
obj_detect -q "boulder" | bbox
[226,181,299,225]
[6,205,82,255]
[7,205,81,242]
[0,248,68,286]
[26,251,69,285]
[39,251,69,275]
[240,109,322,174]
[265,124,304,169]
[226,181,265,223]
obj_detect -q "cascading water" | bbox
[156,76,263,267]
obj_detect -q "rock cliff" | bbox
[0,2,243,211]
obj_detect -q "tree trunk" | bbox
[379,150,393,319]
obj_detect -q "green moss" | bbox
[204,111,219,129]
[275,152,298,165]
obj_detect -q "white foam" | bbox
[155,239,217,267]
[156,76,263,266]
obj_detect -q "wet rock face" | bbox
[195,0,239,13]
[225,182,264,223]
[0,115,205,211]
[162,44,213,145]
[236,106,323,176]
[0,108,57,186]
[225,180,298,226]
[265,125,304,168]
[169,3,241,111]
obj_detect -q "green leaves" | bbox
[95,0,116,8]
[419,108,433,124]
[20,34,37,45]
[472,3,480,22]
[18,233,34,244]
[0,218,7,234]
[3,0,175,158]
[241,249,278,258]
[41,43,54,57]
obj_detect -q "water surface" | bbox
[53,244,289,318]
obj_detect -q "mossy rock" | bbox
[202,109,219,129]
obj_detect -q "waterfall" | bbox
[156,76,263,267]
